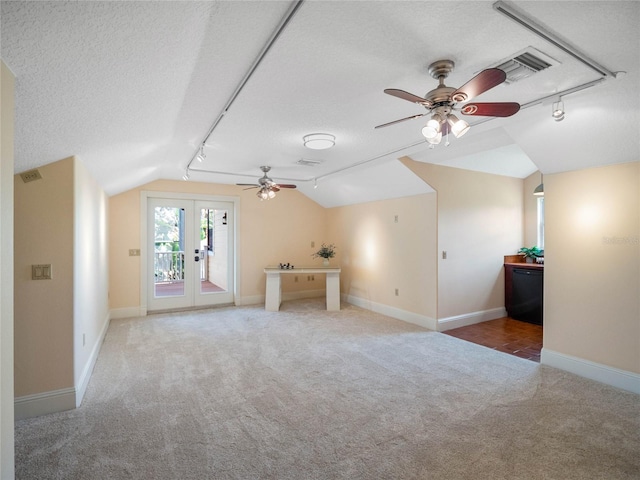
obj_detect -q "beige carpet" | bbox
[15,299,640,479]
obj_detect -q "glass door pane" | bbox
[154,206,186,298]
[147,198,193,311]
[198,207,228,295]
[194,201,234,307]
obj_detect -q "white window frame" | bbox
[537,197,545,250]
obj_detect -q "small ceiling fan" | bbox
[236,166,296,200]
[376,60,520,145]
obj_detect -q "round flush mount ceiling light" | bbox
[303,133,335,150]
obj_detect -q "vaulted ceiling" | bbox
[2,1,638,207]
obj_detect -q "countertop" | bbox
[504,262,544,270]
[504,254,544,269]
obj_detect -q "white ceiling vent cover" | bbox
[296,158,323,167]
[492,47,559,84]
[20,169,43,183]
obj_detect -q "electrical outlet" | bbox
[311,241,315,248]
[442,251,447,260]
[395,288,399,296]
[295,276,299,282]
[129,249,140,256]
[394,215,399,223]
[311,275,315,281]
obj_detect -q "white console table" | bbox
[264,266,341,311]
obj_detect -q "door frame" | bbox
[140,191,240,315]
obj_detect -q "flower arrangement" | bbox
[312,243,336,259]
[518,246,543,259]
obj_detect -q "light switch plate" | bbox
[32,264,52,280]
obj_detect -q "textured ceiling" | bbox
[2,1,639,206]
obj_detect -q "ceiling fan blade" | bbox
[271,186,280,192]
[460,102,520,117]
[275,184,297,189]
[384,89,432,107]
[237,183,259,186]
[375,113,427,129]
[451,68,507,102]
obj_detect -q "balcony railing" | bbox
[154,251,185,283]
[154,250,209,283]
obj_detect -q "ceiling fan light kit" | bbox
[377,59,521,147]
[447,114,470,138]
[236,166,298,201]
[257,187,277,200]
[303,133,335,150]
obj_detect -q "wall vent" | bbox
[20,169,43,183]
[492,47,559,84]
[296,158,323,167]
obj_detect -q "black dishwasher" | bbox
[510,268,543,325]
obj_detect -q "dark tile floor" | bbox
[443,317,543,362]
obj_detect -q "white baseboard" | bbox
[75,312,110,408]
[15,388,76,420]
[541,348,640,395]
[345,294,437,331]
[437,307,507,332]
[110,306,145,319]
[17,313,111,420]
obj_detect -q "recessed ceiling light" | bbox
[303,133,335,150]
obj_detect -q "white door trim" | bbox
[140,191,240,316]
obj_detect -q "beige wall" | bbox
[73,159,110,390]
[13,155,109,415]
[109,179,328,311]
[14,157,75,396]
[327,193,437,321]
[544,162,639,373]
[524,171,542,248]
[401,157,524,320]
[1,60,16,479]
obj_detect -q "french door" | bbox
[147,197,234,311]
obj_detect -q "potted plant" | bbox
[518,246,543,263]
[312,243,336,266]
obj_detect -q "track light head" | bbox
[552,100,565,121]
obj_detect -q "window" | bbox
[537,197,545,250]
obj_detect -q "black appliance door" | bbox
[510,268,543,325]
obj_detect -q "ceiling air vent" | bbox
[20,169,43,183]
[296,158,323,167]
[493,47,559,84]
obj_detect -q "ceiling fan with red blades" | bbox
[376,60,520,145]
[236,166,296,200]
